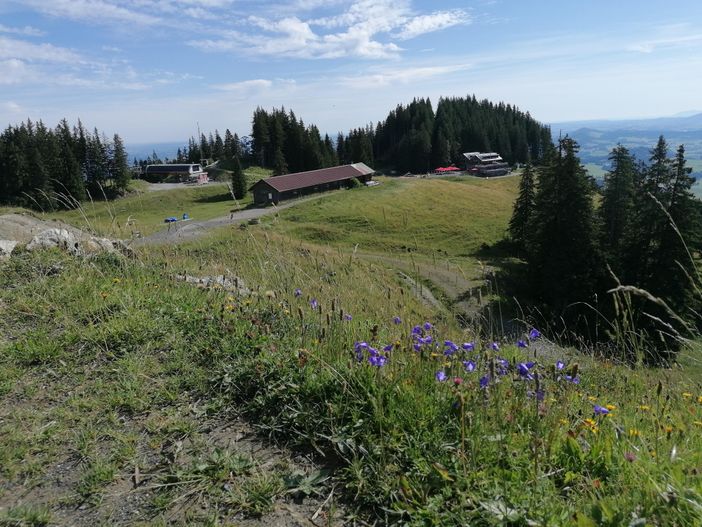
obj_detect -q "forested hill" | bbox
[134,96,551,177]
[249,96,552,175]
[371,96,552,173]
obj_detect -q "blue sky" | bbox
[1,0,702,143]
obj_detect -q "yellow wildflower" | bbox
[682,392,693,399]
[665,425,673,434]
[639,405,650,412]
[697,396,702,404]
[587,396,597,402]
[112,278,121,284]
[559,418,569,426]
[629,428,640,437]
[605,404,617,411]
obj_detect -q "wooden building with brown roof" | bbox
[250,163,375,205]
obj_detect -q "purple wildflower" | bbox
[517,339,528,348]
[444,340,459,356]
[344,313,353,321]
[413,343,421,352]
[528,389,545,401]
[529,328,541,340]
[294,288,302,297]
[491,342,500,351]
[480,375,490,389]
[424,322,433,331]
[383,344,394,352]
[369,354,387,367]
[393,316,402,325]
[462,342,475,352]
[463,360,476,372]
[564,375,580,384]
[496,358,510,375]
[435,370,447,382]
[517,362,533,377]
[593,405,610,416]
[556,360,565,371]
[412,325,422,335]
[310,298,318,310]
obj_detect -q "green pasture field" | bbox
[2,171,702,525]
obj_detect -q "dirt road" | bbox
[132,196,315,246]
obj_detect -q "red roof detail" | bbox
[251,163,374,193]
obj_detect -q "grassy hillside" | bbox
[3,172,702,525]
[275,176,518,257]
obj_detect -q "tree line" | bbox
[0,119,130,209]
[1,93,551,207]
[508,136,701,364]
[248,96,552,175]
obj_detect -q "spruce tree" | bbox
[527,137,601,316]
[111,134,130,192]
[618,138,701,361]
[600,145,636,274]
[508,162,536,253]
[231,156,247,200]
[273,148,288,176]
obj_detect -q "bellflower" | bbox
[529,328,541,340]
[424,322,433,331]
[593,405,610,416]
[310,298,318,310]
[462,342,475,352]
[463,360,476,372]
[436,370,447,382]
[480,375,490,389]
[393,316,402,325]
[517,339,528,348]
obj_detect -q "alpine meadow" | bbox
[2,1,702,525]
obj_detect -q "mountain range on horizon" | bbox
[551,111,702,134]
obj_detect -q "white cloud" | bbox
[1,101,24,113]
[628,33,702,53]
[0,24,46,37]
[22,0,162,26]
[340,63,471,88]
[0,36,83,63]
[188,0,468,60]
[0,59,37,84]
[211,79,274,91]
[397,9,471,40]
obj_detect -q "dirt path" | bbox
[132,197,317,246]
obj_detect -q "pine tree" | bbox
[508,162,536,253]
[600,145,636,274]
[212,130,224,161]
[527,137,601,316]
[111,134,130,192]
[231,156,247,200]
[273,147,288,176]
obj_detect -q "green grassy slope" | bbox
[276,176,518,257]
[3,171,702,525]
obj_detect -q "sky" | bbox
[1,0,702,144]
